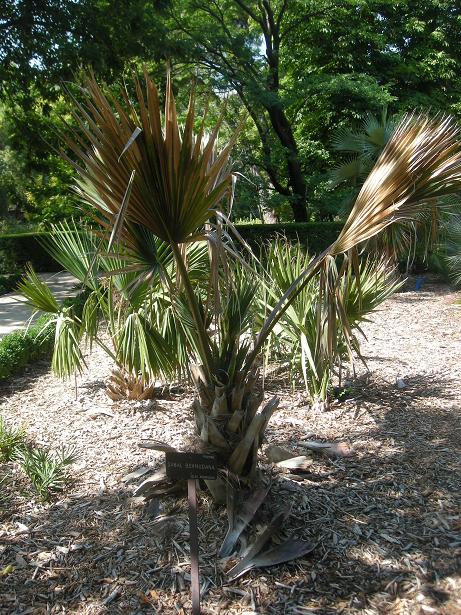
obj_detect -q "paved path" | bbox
[0,272,79,339]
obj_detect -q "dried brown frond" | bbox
[333,113,461,254]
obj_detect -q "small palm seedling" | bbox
[0,416,27,462]
[17,446,79,502]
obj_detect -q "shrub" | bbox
[0,232,61,274]
[235,222,344,254]
[0,273,22,295]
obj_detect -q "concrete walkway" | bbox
[0,272,79,339]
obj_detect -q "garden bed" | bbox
[0,277,460,614]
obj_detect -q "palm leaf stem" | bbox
[171,242,213,379]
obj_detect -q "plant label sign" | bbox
[165,452,217,481]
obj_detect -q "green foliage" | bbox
[0,232,61,274]
[16,446,78,502]
[438,214,461,286]
[0,316,55,380]
[0,140,29,218]
[261,241,403,402]
[330,109,399,191]
[0,101,76,227]
[0,273,21,295]
[0,416,27,462]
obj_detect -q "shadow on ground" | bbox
[1,372,460,614]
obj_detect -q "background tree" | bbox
[2,0,461,224]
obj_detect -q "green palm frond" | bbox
[39,220,100,289]
[330,157,367,187]
[115,310,178,382]
[17,267,60,314]
[331,128,366,154]
[213,265,258,383]
[80,290,100,348]
[52,308,86,377]
[331,109,398,189]
[339,256,403,324]
[442,214,461,285]
[17,446,78,501]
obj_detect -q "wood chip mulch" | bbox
[1,275,460,614]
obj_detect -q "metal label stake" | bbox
[188,478,200,615]
[165,452,218,615]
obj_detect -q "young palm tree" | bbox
[330,108,398,189]
[22,73,461,504]
[261,240,402,408]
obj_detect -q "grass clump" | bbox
[0,415,27,462]
[16,446,79,502]
[1,417,79,502]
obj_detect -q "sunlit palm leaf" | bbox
[64,71,237,245]
[17,267,60,314]
[40,220,100,289]
[333,113,461,254]
[52,310,86,377]
[116,310,177,382]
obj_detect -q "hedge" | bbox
[234,222,344,254]
[0,273,22,296]
[0,224,344,274]
[0,232,60,274]
[0,292,87,382]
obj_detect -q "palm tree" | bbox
[330,108,398,189]
[21,73,461,503]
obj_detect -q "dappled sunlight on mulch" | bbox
[1,276,460,614]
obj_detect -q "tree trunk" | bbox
[267,105,308,222]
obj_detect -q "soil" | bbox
[1,276,460,615]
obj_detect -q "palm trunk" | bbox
[190,364,279,503]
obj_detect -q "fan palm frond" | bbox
[442,213,461,285]
[39,220,100,289]
[17,267,60,314]
[246,113,461,375]
[64,71,237,245]
[333,113,461,254]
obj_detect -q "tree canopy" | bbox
[1,0,461,224]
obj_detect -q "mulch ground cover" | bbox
[1,276,460,614]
